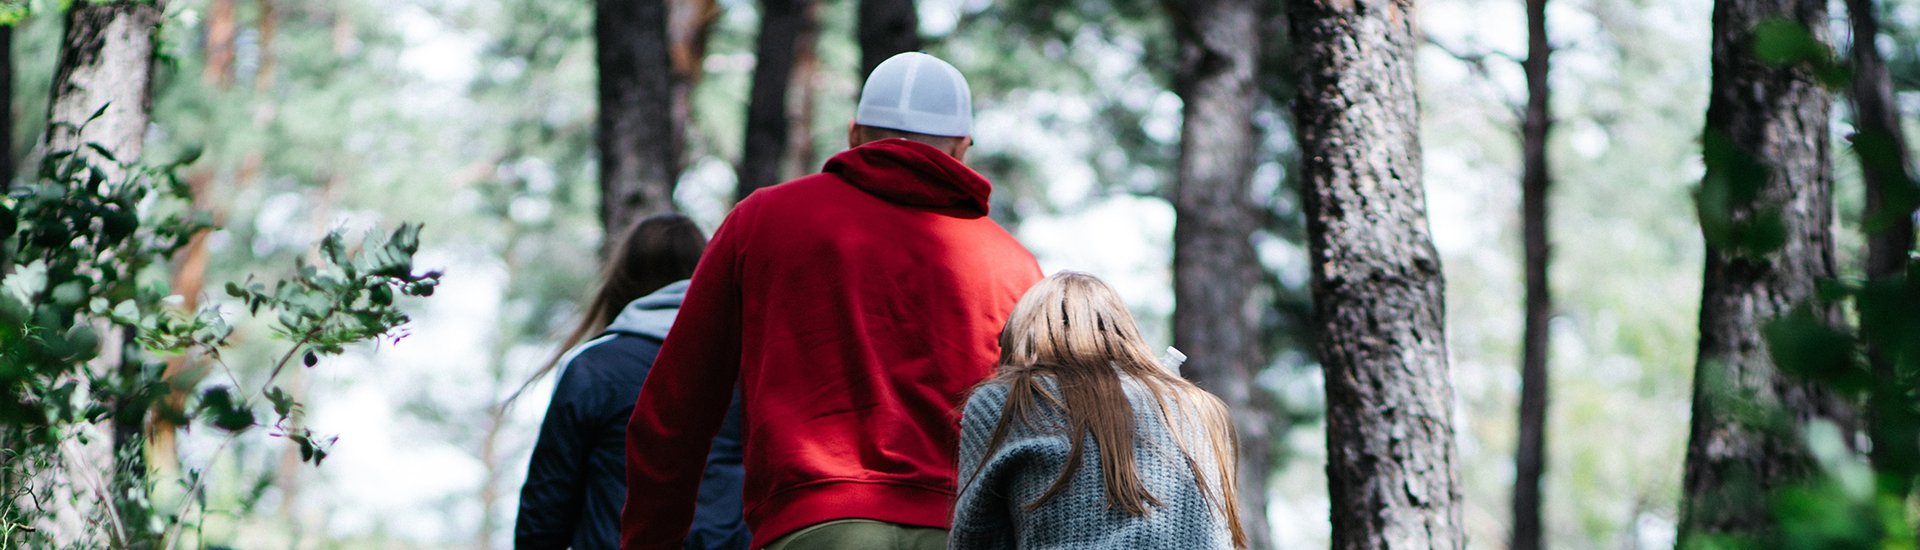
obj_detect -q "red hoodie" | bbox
[622,139,1042,549]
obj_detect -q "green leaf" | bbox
[63,325,99,362]
[84,102,111,124]
[1767,306,1866,393]
[265,386,294,418]
[197,386,255,433]
[82,143,119,163]
[0,201,15,242]
[1753,20,1827,67]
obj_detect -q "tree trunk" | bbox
[734,0,811,201]
[1847,0,1912,282]
[669,0,719,173]
[153,0,257,472]
[0,22,12,269]
[1166,0,1270,547]
[858,0,919,80]
[782,0,821,181]
[44,2,165,543]
[203,0,236,88]
[598,0,679,239]
[45,2,161,178]
[259,0,279,91]
[1288,1,1465,548]
[1680,0,1849,540]
[1511,0,1551,548]
[1846,0,1918,495]
[1,23,12,194]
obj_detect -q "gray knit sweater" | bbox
[950,377,1235,549]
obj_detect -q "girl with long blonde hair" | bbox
[950,271,1247,549]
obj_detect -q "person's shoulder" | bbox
[735,173,849,208]
[561,334,660,381]
[962,379,1014,418]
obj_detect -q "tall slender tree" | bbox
[858,0,920,79]
[1,22,12,193]
[1512,0,1552,548]
[0,20,11,272]
[783,0,822,180]
[202,0,236,87]
[668,0,719,172]
[1165,0,1271,547]
[734,0,813,200]
[1288,0,1465,547]
[1845,0,1918,492]
[43,0,165,539]
[152,0,251,471]
[1680,0,1850,540]
[597,0,679,238]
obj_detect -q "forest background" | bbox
[0,0,1916,548]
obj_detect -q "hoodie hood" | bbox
[605,279,690,341]
[823,138,992,216]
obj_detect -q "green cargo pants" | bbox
[762,519,949,550]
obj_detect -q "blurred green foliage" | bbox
[0,103,440,545]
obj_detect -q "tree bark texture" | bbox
[1166,0,1271,547]
[44,2,165,542]
[858,0,920,80]
[782,0,821,181]
[45,1,162,181]
[735,0,811,201]
[598,0,680,239]
[669,0,719,173]
[1511,0,1551,548]
[1846,0,1920,486]
[1288,1,1466,548]
[1680,0,1850,540]
[1847,0,1915,285]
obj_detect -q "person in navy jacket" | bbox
[516,213,749,550]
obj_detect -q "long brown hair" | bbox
[968,271,1247,548]
[508,213,706,404]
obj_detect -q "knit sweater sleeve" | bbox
[951,382,1030,550]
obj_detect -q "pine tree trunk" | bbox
[258,0,280,90]
[1288,1,1465,547]
[598,0,679,239]
[1,24,12,194]
[668,0,719,173]
[735,0,811,201]
[153,0,254,472]
[1847,0,1912,282]
[1847,0,1919,526]
[203,0,236,87]
[0,24,10,273]
[1511,0,1551,548]
[1680,0,1850,540]
[858,0,919,79]
[44,2,165,544]
[1846,0,1920,488]
[45,2,161,178]
[0,22,12,272]
[782,0,821,181]
[1166,0,1270,547]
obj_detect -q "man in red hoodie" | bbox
[622,52,1042,550]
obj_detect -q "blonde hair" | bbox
[969,271,1247,548]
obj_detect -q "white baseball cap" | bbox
[854,52,973,138]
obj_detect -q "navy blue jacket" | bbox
[516,282,749,550]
